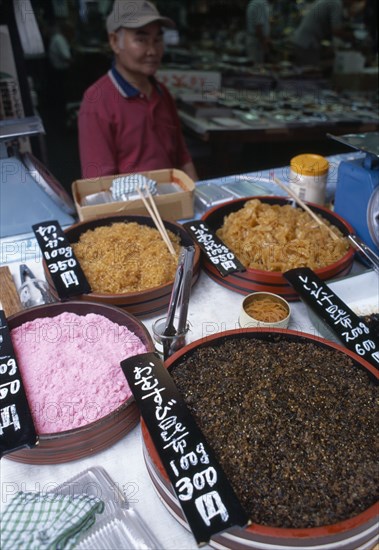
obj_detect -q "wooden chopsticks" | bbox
[137,184,177,257]
[273,177,340,242]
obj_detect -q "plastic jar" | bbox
[289,154,329,205]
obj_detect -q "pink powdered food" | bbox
[11,312,147,434]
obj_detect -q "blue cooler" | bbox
[331,133,379,255]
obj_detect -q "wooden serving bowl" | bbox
[44,215,201,317]
[142,329,378,550]
[201,196,355,301]
[7,301,154,464]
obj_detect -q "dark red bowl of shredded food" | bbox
[43,215,201,317]
[201,196,355,301]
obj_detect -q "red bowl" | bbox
[44,215,201,317]
[7,301,154,464]
[201,196,355,301]
[142,329,378,550]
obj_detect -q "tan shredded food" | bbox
[245,296,288,323]
[72,222,181,293]
[216,199,349,272]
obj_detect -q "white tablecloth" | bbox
[2,252,372,550]
[0,251,334,550]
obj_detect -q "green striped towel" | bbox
[1,491,104,549]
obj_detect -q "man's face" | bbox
[110,22,165,78]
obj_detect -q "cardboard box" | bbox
[72,169,195,222]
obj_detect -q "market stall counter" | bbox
[1,158,378,550]
[176,88,379,175]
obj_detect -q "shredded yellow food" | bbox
[216,199,349,272]
[73,222,181,293]
[245,297,288,323]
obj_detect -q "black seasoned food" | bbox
[363,313,379,341]
[170,336,378,529]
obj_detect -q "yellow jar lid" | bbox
[290,154,329,176]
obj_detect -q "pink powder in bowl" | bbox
[11,311,147,434]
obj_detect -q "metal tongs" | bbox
[162,246,195,358]
[348,235,379,275]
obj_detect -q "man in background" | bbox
[78,0,198,180]
[291,0,356,66]
[246,0,273,64]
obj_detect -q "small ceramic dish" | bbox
[239,291,290,328]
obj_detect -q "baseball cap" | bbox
[106,0,175,33]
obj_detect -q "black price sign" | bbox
[32,220,91,300]
[121,352,249,545]
[284,268,379,370]
[0,311,38,457]
[184,221,245,277]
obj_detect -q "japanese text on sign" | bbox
[32,221,91,300]
[284,268,379,369]
[0,311,37,456]
[184,221,245,277]
[134,361,228,525]
[34,223,77,287]
[121,353,248,544]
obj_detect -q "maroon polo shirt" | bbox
[78,68,192,178]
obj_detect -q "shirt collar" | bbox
[109,65,163,98]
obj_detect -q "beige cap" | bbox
[106,0,175,33]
